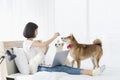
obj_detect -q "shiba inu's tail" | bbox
[93,39,102,47]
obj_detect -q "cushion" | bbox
[13,48,29,74]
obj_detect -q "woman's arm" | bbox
[31,32,60,48]
[43,32,60,47]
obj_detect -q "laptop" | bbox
[43,50,69,67]
[51,50,69,67]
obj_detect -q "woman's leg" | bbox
[38,65,82,75]
[37,65,105,76]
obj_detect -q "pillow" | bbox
[13,48,29,74]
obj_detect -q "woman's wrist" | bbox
[51,36,57,41]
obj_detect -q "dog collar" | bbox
[67,44,71,49]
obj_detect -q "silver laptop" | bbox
[51,50,69,67]
[42,50,69,67]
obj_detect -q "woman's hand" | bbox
[53,32,60,38]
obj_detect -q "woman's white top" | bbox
[23,40,46,63]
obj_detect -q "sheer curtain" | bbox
[55,0,88,43]
[0,0,54,41]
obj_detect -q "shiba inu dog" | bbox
[61,34,103,69]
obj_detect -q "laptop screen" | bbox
[52,50,69,67]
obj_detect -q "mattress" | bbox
[11,67,120,80]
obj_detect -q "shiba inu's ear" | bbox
[70,34,76,40]
[70,33,73,37]
[70,33,74,38]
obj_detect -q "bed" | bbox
[0,41,120,80]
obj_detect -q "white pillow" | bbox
[14,48,29,74]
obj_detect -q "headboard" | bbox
[0,41,23,75]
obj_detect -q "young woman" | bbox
[23,22,105,76]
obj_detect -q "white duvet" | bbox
[14,67,120,80]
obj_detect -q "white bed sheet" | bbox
[13,67,120,80]
[59,67,120,80]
